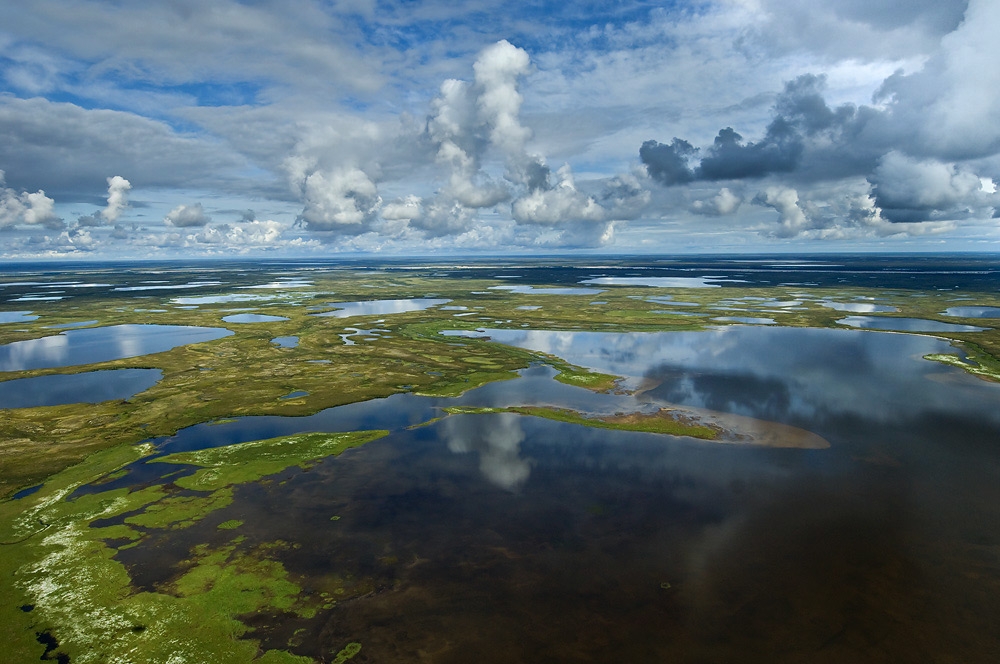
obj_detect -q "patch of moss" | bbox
[443,405,719,440]
[332,642,362,663]
[151,430,389,492]
[125,488,234,529]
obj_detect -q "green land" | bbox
[2,264,1000,661]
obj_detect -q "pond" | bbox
[836,315,987,332]
[221,313,290,323]
[0,324,233,371]
[819,301,898,313]
[70,324,1000,661]
[310,298,452,318]
[0,311,38,324]
[581,276,732,288]
[489,285,603,295]
[943,306,1000,318]
[0,369,162,409]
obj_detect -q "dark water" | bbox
[0,368,161,409]
[105,326,1000,662]
[0,324,233,371]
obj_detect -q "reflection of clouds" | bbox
[312,298,451,318]
[443,413,531,490]
[469,327,1000,427]
[0,333,68,371]
[0,324,232,371]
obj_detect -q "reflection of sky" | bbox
[443,413,531,490]
[820,301,898,313]
[222,313,290,323]
[448,327,1000,428]
[490,285,602,295]
[0,324,233,371]
[836,316,986,332]
[0,369,162,408]
[311,298,451,318]
[943,306,1000,318]
[271,336,299,348]
[173,293,283,305]
[581,276,729,288]
[114,281,222,292]
[0,311,38,323]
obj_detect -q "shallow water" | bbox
[0,324,233,371]
[98,325,1000,662]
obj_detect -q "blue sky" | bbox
[1,0,998,258]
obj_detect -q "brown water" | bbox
[104,326,1000,662]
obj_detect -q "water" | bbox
[271,336,299,348]
[943,306,1000,318]
[0,324,233,371]
[581,276,732,288]
[836,315,987,332]
[0,369,162,408]
[93,325,1000,661]
[819,301,898,313]
[221,313,290,323]
[311,298,452,318]
[0,311,38,324]
[489,285,603,295]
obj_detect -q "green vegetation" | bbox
[444,405,720,440]
[0,430,387,662]
[3,264,1000,661]
[5,268,998,496]
[152,430,389,492]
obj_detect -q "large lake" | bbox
[93,324,1000,662]
[0,324,233,371]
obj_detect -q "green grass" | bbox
[443,405,719,440]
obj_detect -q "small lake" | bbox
[581,276,731,288]
[0,368,162,408]
[836,315,987,332]
[0,324,233,371]
[943,306,1000,318]
[819,301,898,313]
[0,311,38,324]
[271,336,299,348]
[489,285,603,295]
[222,313,290,323]
[78,324,1000,661]
[310,298,452,318]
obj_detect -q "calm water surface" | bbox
[311,298,451,318]
[836,315,987,332]
[0,324,233,371]
[100,325,1000,662]
[0,368,161,408]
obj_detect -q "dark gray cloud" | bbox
[0,96,248,200]
[642,64,999,225]
[638,138,696,186]
[642,75,884,186]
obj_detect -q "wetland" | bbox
[2,255,1000,663]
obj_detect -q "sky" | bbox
[1,0,999,259]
